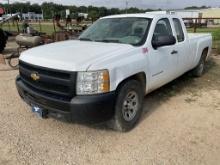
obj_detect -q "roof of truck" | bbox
[101,13,175,19]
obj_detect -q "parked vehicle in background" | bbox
[16,13,212,132]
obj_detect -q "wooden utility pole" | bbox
[194,18,198,33]
[8,0,12,16]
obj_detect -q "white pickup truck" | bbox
[16,13,212,131]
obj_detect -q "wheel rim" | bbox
[122,91,139,121]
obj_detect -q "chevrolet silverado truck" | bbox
[16,13,212,131]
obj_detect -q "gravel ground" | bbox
[0,40,220,165]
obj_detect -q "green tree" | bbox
[0,2,161,19]
[99,7,108,17]
[88,10,99,22]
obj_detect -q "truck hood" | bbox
[20,40,133,71]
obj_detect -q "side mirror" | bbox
[152,35,176,49]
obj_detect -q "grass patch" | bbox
[1,22,56,35]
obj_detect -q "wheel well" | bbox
[202,47,209,59]
[116,72,146,93]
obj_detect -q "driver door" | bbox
[148,18,178,90]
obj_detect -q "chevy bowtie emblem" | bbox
[31,72,40,81]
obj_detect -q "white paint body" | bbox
[19,14,212,95]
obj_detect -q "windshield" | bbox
[79,17,152,46]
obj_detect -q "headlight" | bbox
[76,70,110,95]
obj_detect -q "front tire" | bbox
[110,80,144,132]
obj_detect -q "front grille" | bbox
[19,61,76,99]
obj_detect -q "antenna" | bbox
[126,0,128,14]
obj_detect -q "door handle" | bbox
[171,50,178,55]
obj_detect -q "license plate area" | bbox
[31,105,48,118]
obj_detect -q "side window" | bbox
[153,18,173,37]
[173,18,185,42]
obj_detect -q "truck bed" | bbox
[188,33,212,52]
[188,33,212,68]
[188,33,211,40]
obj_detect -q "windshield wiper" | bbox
[79,38,92,41]
[95,39,121,43]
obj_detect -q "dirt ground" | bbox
[0,40,220,165]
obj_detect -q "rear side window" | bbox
[173,18,185,42]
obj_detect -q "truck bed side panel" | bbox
[188,33,212,69]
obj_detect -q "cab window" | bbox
[173,18,185,42]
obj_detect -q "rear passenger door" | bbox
[172,18,190,74]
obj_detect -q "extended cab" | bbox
[16,13,212,131]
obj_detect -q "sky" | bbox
[3,0,220,9]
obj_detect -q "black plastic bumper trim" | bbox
[16,76,116,116]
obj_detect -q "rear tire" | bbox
[0,29,7,53]
[192,50,208,77]
[110,80,144,132]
